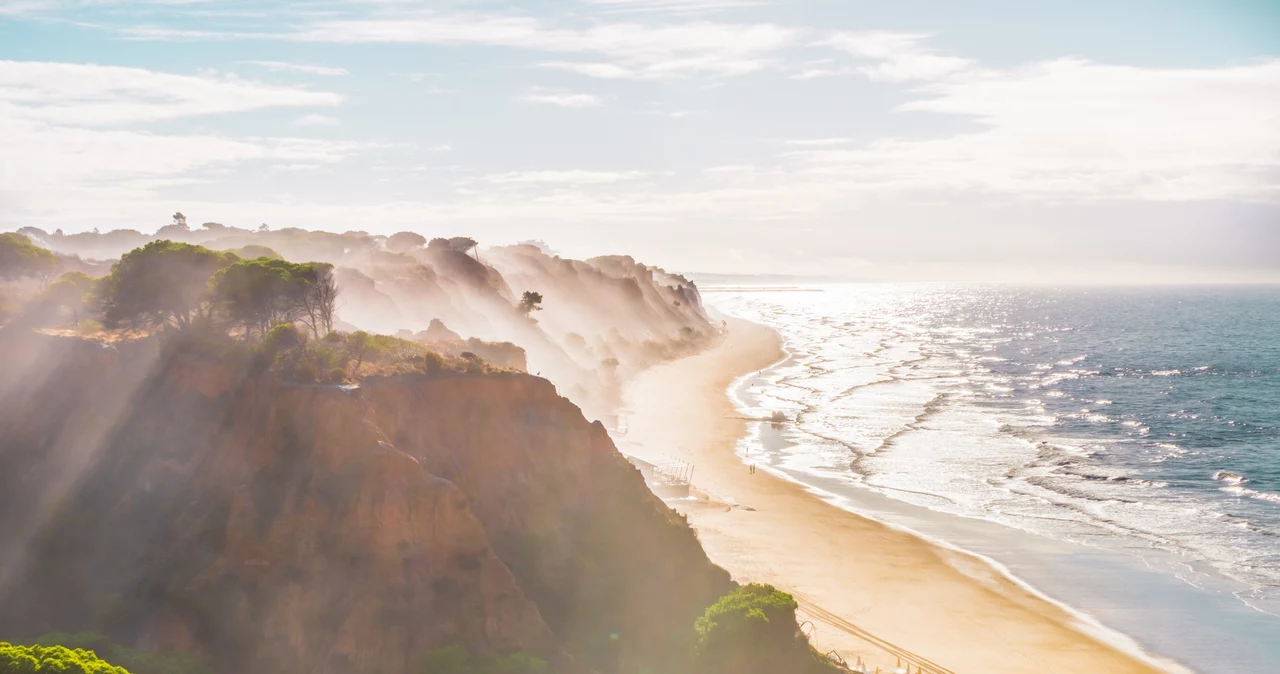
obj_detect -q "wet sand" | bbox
[617,316,1168,674]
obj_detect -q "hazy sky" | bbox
[2,0,1278,281]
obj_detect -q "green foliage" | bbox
[264,322,304,352]
[0,642,129,673]
[225,245,281,260]
[43,271,98,322]
[98,240,237,330]
[211,258,312,338]
[696,584,798,646]
[694,584,836,674]
[0,232,57,280]
[211,258,337,339]
[26,633,209,674]
[420,646,549,674]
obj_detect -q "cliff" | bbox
[0,331,730,674]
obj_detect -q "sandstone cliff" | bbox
[0,332,730,674]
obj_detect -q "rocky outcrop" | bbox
[0,332,729,674]
[421,318,462,343]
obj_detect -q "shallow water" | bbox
[710,284,1280,674]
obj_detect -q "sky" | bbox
[1,0,1278,282]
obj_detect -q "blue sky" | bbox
[1,0,1278,281]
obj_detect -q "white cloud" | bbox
[820,31,971,82]
[119,11,796,79]
[0,118,361,205]
[0,0,55,16]
[271,13,798,79]
[0,60,359,224]
[702,164,769,181]
[292,113,340,127]
[0,60,343,126]
[539,62,635,79]
[241,61,349,76]
[477,170,647,184]
[780,58,1280,201]
[519,87,603,108]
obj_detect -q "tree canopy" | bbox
[517,291,543,316]
[428,237,478,254]
[387,231,428,252]
[211,257,337,338]
[44,271,97,322]
[0,232,57,281]
[98,240,237,329]
[225,245,281,260]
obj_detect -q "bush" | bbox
[694,584,838,674]
[0,642,129,673]
[25,634,209,674]
[420,646,549,674]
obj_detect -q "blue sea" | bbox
[710,285,1280,674]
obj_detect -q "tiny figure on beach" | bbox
[750,463,756,474]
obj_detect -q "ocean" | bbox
[709,284,1280,674]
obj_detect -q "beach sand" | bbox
[618,316,1166,674]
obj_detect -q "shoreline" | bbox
[614,316,1174,674]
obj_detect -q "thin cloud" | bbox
[781,57,1280,201]
[0,60,343,126]
[291,113,340,127]
[818,31,971,82]
[582,0,769,15]
[519,87,604,108]
[123,12,801,79]
[242,61,349,76]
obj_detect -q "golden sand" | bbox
[619,316,1166,674]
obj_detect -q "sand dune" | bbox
[617,316,1168,674]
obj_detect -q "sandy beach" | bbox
[617,316,1168,674]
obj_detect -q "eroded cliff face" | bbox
[364,374,732,672]
[0,333,729,674]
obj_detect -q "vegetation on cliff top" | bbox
[99,240,237,330]
[0,232,57,281]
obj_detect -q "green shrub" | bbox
[694,584,837,674]
[0,642,130,673]
[27,632,210,674]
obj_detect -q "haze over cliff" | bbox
[0,224,843,674]
[12,223,711,419]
